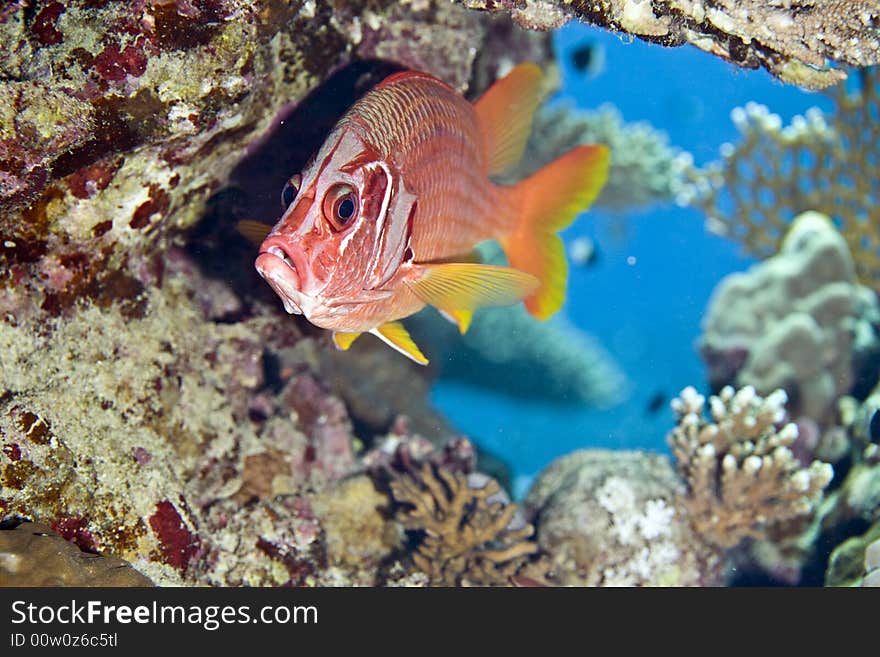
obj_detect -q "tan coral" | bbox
[390,465,538,586]
[686,69,880,289]
[0,521,152,587]
[669,385,834,548]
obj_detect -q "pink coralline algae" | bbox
[93,44,149,82]
[148,500,202,573]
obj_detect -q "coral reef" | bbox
[461,0,880,88]
[0,0,559,588]
[390,465,538,586]
[524,450,723,586]
[0,259,450,585]
[525,386,835,586]
[699,212,880,426]
[504,103,693,212]
[669,385,833,549]
[0,521,152,586]
[0,0,554,326]
[686,69,880,288]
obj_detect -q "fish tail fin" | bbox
[501,144,610,320]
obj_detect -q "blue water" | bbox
[431,23,836,496]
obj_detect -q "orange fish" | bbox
[248,63,609,365]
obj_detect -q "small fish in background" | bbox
[644,390,668,415]
[570,40,606,79]
[247,63,609,364]
[568,235,600,268]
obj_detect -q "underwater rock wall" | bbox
[0,0,550,323]
[462,0,880,88]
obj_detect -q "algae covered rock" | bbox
[525,449,724,586]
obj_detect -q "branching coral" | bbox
[668,385,834,549]
[686,68,880,289]
[462,0,880,89]
[390,465,538,586]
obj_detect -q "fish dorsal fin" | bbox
[473,63,544,176]
[332,331,362,351]
[407,262,538,331]
[236,220,273,246]
[370,322,429,365]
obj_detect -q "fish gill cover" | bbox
[0,0,879,588]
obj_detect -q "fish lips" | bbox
[255,237,308,315]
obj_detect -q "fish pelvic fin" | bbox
[407,262,538,334]
[370,322,429,366]
[501,144,610,320]
[332,331,362,351]
[236,220,274,246]
[474,62,544,176]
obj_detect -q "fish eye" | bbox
[322,183,359,231]
[281,174,302,210]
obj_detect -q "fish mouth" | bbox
[255,237,308,315]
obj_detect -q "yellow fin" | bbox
[370,322,429,365]
[407,263,538,319]
[332,331,362,351]
[236,220,273,246]
[439,308,474,335]
[502,144,610,320]
[473,62,544,176]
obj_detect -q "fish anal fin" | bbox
[407,263,538,320]
[332,331,362,351]
[371,322,429,365]
[439,308,474,335]
[473,63,545,176]
[236,220,274,246]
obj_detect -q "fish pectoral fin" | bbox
[332,331,363,351]
[407,263,538,330]
[236,219,274,246]
[370,322,429,365]
[439,309,474,335]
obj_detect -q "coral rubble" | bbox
[699,212,880,426]
[462,0,880,88]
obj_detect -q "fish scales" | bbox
[344,77,501,259]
